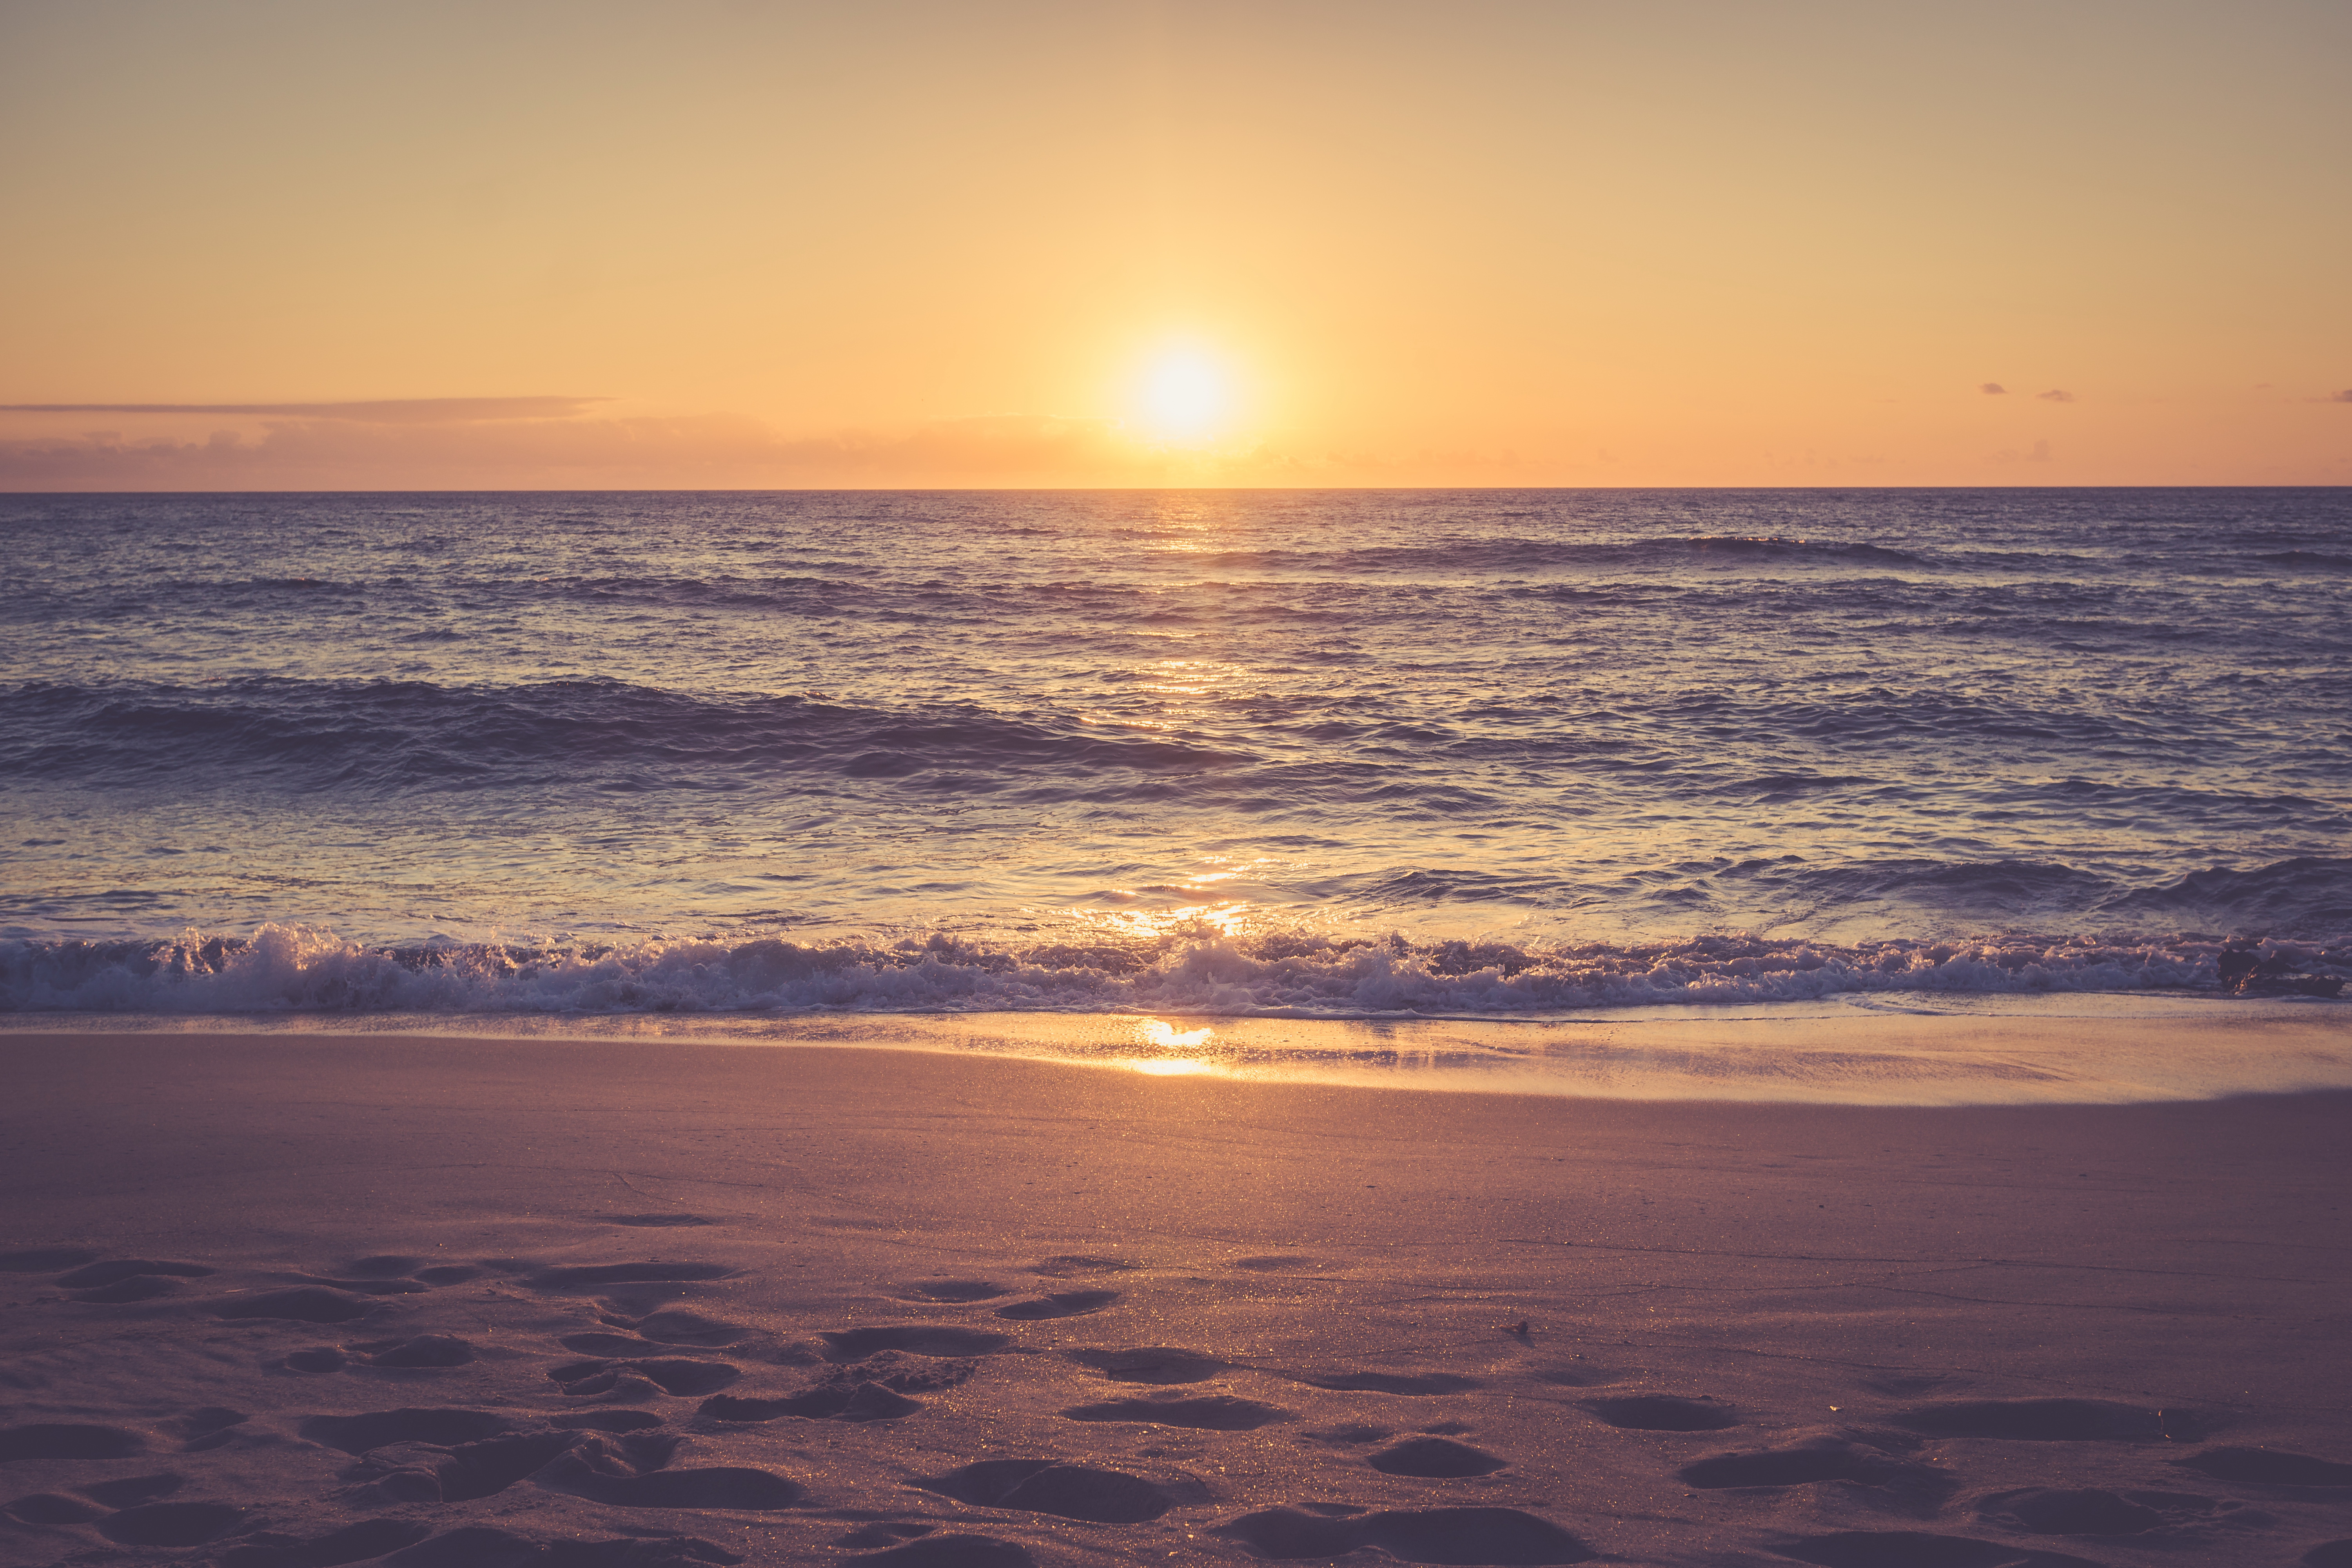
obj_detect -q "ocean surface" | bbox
[3,487,2348,1024]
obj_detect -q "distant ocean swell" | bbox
[6,679,2345,813]
[5,925,2344,1017]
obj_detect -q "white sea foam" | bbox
[3,922,2342,1018]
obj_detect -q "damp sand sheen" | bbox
[4,1023,2351,1567]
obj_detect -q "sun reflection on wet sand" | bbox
[1126,1057,1216,1076]
[1113,1016,1220,1075]
[41,996,2350,1104]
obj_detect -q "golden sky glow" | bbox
[2,1,2346,488]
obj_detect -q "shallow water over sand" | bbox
[14,991,2347,1104]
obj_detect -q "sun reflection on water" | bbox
[1138,1018,1215,1050]
[1111,1015,1220,1077]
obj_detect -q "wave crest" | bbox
[6,924,2342,1018]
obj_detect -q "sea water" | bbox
[3,487,2347,1032]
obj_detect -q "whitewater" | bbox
[3,486,2347,1020]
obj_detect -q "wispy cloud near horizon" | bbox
[0,397,609,424]
[0,410,1343,490]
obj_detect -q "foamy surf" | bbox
[4,921,2345,1019]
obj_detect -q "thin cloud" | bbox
[0,397,608,424]
[1980,383,2007,395]
[0,410,1318,490]
[2328,390,2352,403]
[2036,389,2074,403]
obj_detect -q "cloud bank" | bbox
[0,409,1372,490]
[0,397,609,423]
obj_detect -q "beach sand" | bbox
[3,1030,2349,1567]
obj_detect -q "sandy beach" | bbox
[4,1029,2349,1568]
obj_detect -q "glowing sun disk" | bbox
[1141,353,1228,440]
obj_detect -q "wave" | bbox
[4,924,2342,1018]
[1170,535,1930,573]
[1342,857,2352,935]
[0,679,1253,791]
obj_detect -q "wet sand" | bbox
[4,1031,2350,1567]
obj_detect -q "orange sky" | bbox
[3,0,2346,489]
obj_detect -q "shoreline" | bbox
[5,990,2348,1105]
[4,1030,2350,1564]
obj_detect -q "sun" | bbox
[1137,349,1230,443]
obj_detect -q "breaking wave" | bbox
[5,924,2344,1018]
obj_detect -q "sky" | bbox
[2,0,2346,490]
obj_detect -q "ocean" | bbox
[3,486,2348,1026]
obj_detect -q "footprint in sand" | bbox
[301,1409,517,1454]
[535,1438,804,1510]
[71,1276,185,1303]
[347,1432,616,1504]
[98,1501,251,1547]
[352,1336,477,1368]
[2177,1446,2352,1488]
[1975,1485,2273,1538]
[0,1248,101,1272]
[1029,1256,1132,1278]
[412,1266,483,1285]
[1065,1346,1226,1384]
[529,1262,739,1291]
[53,1258,215,1304]
[821,1326,1011,1359]
[0,1423,149,1463]
[378,1525,745,1568]
[699,1349,971,1423]
[214,1287,379,1324]
[1894,1397,2207,1442]
[1299,1424,1391,1447]
[627,1310,751,1346]
[1062,1394,1291,1432]
[566,1315,748,1355]
[699,1383,922,1423]
[289,1273,436,1297]
[1582,1395,1739,1432]
[1214,1506,1592,1564]
[1367,1436,1507,1477]
[56,1259,214,1288]
[899,1280,1011,1303]
[80,1474,183,1508]
[849,1537,1034,1568]
[549,1357,740,1397]
[1285,1370,1483,1396]
[994,1290,1119,1321]
[1771,1530,2105,1567]
[546,1411,666,1432]
[832,1523,937,1548]
[7,1493,111,1524]
[560,1332,662,1356]
[211,1517,433,1568]
[1680,1440,1951,1511]
[922,1459,1171,1524]
[167,1408,251,1451]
